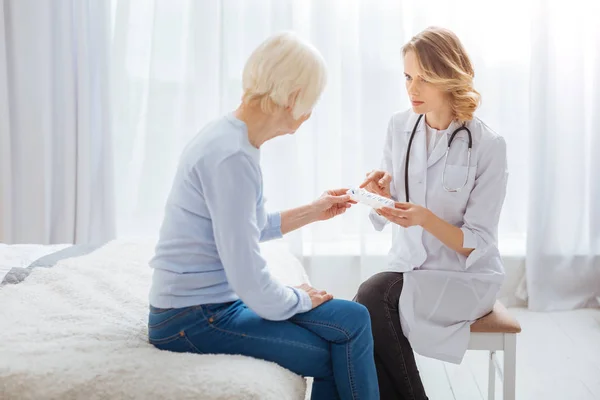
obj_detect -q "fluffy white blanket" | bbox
[0,240,311,400]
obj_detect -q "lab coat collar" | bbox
[404,116,463,168]
[403,113,426,136]
[427,119,463,168]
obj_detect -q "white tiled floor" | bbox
[416,308,600,400]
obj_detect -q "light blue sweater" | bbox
[149,114,312,320]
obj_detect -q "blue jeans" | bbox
[148,299,379,400]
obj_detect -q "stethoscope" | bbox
[404,114,473,202]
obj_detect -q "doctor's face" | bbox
[404,51,449,115]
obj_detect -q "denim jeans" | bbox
[355,272,429,400]
[148,298,379,400]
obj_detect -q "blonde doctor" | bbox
[354,27,508,400]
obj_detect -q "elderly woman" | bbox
[147,32,379,400]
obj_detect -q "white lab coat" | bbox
[370,109,508,364]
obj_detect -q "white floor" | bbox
[416,307,600,400]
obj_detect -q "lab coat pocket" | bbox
[441,165,477,222]
[442,165,476,192]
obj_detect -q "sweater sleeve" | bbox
[199,153,312,320]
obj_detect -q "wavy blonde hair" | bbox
[402,27,480,122]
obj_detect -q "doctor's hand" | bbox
[378,202,433,228]
[360,170,392,198]
[311,188,355,222]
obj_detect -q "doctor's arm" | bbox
[454,136,508,264]
[380,203,475,257]
[379,137,508,261]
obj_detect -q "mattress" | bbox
[0,240,309,400]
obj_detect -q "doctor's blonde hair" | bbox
[403,27,480,122]
[242,32,327,120]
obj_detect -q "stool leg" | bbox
[503,334,517,400]
[488,351,496,400]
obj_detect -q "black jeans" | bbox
[354,272,429,400]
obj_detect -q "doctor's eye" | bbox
[404,74,412,81]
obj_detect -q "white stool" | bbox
[468,301,522,400]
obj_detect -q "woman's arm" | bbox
[200,154,312,321]
[378,203,473,257]
[379,136,508,264]
[422,212,474,257]
[280,204,317,235]
[279,189,353,235]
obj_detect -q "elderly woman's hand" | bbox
[295,283,334,309]
[311,188,355,221]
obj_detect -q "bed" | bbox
[0,240,311,400]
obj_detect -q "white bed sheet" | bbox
[0,243,70,282]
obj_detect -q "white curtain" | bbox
[525,0,600,311]
[110,0,599,309]
[0,0,115,244]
